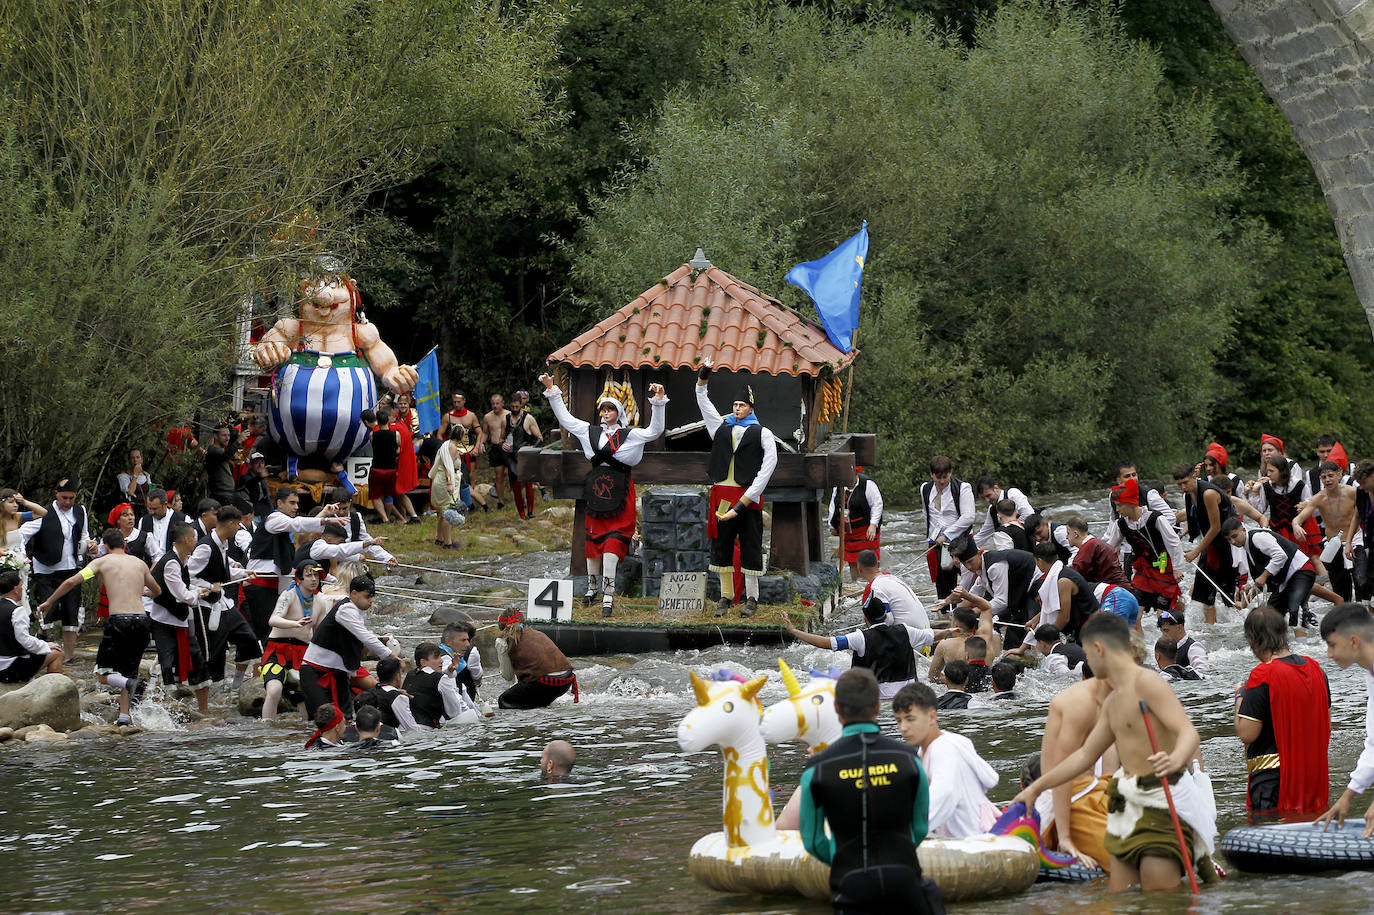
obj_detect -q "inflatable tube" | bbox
[1220,821,1374,874]
[1036,861,1107,883]
[688,833,1038,902]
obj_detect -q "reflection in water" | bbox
[1,491,1370,912]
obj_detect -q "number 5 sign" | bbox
[526,578,573,621]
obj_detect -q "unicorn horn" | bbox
[778,658,802,699]
[740,675,768,703]
[689,670,711,706]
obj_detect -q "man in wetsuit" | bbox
[798,667,940,914]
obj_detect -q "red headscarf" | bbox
[304,705,345,749]
[1261,434,1285,454]
[1111,478,1140,506]
[499,610,524,629]
[1205,442,1228,469]
[108,503,133,526]
[1329,441,1350,470]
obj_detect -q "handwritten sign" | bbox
[658,571,706,620]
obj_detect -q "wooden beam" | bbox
[770,501,810,575]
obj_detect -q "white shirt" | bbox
[1232,529,1308,587]
[921,731,1000,837]
[866,573,929,628]
[378,684,419,733]
[830,625,935,697]
[1247,462,1311,515]
[246,510,330,577]
[0,599,49,671]
[1104,509,1185,572]
[146,556,199,627]
[187,531,244,610]
[924,479,975,543]
[544,387,667,466]
[975,487,1034,545]
[1037,560,1065,622]
[310,539,373,565]
[141,511,175,564]
[696,385,779,504]
[1349,666,1374,795]
[348,514,396,563]
[301,601,395,673]
[829,478,884,528]
[20,504,89,574]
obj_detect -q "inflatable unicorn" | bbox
[676,670,830,898]
[759,659,841,752]
[677,667,1044,903]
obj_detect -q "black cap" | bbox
[862,594,888,622]
[55,473,79,494]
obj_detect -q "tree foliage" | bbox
[574,2,1266,491]
[0,0,562,491]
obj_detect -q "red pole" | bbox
[1138,699,1201,894]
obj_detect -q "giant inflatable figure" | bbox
[253,261,418,481]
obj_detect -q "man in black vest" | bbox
[697,362,778,618]
[1224,517,1318,633]
[921,456,976,601]
[1173,463,1237,625]
[300,574,400,721]
[326,488,397,566]
[0,569,63,682]
[830,467,884,582]
[784,594,947,698]
[403,642,449,728]
[798,667,939,914]
[147,522,211,713]
[1030,541,1099,644]
[187,505,258,688]
[946,534,1038,627]
[355,656,418,734]
[244,486,346,644]
[20,473,96,659]
[127,488,193,566]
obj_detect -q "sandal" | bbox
[433,539,446,547]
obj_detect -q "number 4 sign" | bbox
[526,578,573,621]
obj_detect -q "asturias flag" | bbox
[413,347,441,434]
[785,221,868,353]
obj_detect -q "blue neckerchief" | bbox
[292,583,314,619]
[723,412,760,428]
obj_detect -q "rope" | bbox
[373,589,518,615]
[371,558,527,587]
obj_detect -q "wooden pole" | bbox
[841,327,857,434]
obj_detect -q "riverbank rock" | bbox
[539,506,574,523]
[0,726,13,742]
[0,674,82,732]
[428,606,476,627]
[21,723,68,742]
[238,677,267,718]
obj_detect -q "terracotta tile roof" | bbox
[549,263,858,377]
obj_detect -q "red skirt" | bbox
[839,523,880,563]
[1274,517,1324,557]
[1131,558,1181,603]
[586,481,636,561]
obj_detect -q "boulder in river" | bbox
[238,676,267,718]
[428,606,476,628]
[0,674,82,732]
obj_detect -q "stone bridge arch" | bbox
[1211,0,1374,335]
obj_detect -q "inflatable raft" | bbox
[1221,821,1374,874]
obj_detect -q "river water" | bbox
[3,489,1371,913]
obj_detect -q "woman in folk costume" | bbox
[1247,434,1323,556]
[538,373,667,617]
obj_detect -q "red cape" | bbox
[391,419,418,493]
[1245,655,1330,814]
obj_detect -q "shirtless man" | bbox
[439,392,485,480]
[482,394,511,508]
[1015,612,1216,893]
[929,606,1001,683]
[1037,668,1118,868]
[1299,461,1359,602]
[40,529,161,725]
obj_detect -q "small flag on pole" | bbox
[785,221,868,353]
[413,347,441,434]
